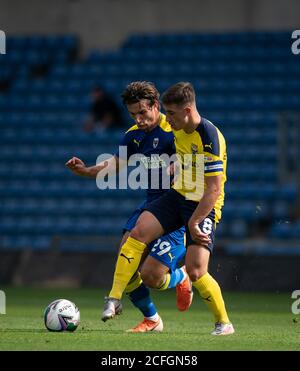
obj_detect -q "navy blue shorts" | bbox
[123,199,186,270]
[144,189,216,253]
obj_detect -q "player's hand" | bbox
[167,162,180,186]
[65,157,88,176]
[188,219,211,247]
[166,163,175,176]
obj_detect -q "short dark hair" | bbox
[121,81,160,106]
[161,82,195,106]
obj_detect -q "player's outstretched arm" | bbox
[65,156,89,176]
[65,155,125,178]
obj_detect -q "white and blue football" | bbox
[44,299,80,332]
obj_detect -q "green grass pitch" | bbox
[0,287,299,351]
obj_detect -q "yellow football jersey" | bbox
[173,117,227,223]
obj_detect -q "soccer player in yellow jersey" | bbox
[106,82,234,335]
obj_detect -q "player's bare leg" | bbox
[140,256,193,311]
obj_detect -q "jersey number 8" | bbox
[201,218,213,235]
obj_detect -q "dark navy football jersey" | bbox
[116,114,176,200]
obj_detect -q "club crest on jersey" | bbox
[191,143,198,154]
[153,138,159,148]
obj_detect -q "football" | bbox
[44,299,80,332]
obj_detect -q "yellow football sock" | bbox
[156,273,171,291]
[125,271,143,294]
[109,236,146,299]
[192,272,230,323]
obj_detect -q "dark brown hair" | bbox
[121,81,160,106]
[161,82,195,106]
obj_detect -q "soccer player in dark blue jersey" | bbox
[66,82,192,332]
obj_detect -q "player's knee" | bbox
[187,267,207,282]
[130,226,146,243]
[140,269,161,289]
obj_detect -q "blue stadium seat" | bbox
[1,31,299,250]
